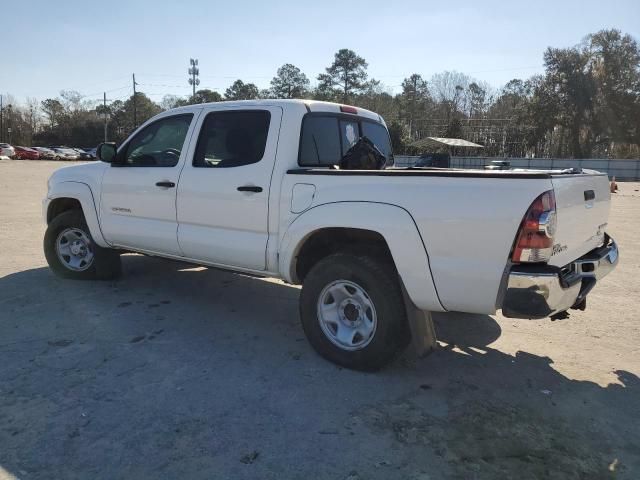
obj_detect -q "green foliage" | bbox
[40,99,65,127]
[386,120,411,153]
[587,29,640,145]
[317,49,368,103]
[224,80,259,100]
[517,29,640,157]
[33,93,161,146]
[400,74,431,138]
[442,118,463,138]
[191,89,222,104]
[270,64,310,99]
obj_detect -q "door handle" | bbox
[156,181,176,188]
[237,185,263,193]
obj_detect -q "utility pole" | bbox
[6,104,11,144]
[103,92,108,142]
[188,58,200,99]
[132,73,138,129]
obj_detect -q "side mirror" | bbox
[96,142,117,163]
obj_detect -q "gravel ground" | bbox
[0,160,638,480]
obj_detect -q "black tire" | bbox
[44,209,121,280]
[299,253,409,371]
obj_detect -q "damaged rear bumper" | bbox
[501,234,618,319]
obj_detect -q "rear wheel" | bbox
[44,210,121,280]
[299,253,409,371]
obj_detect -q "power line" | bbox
[68,75,132,92]
[82,85,130,98]
[137,83,195,89]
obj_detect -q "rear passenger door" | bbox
[176,106,283,270]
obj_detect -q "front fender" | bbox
[279,202,445,312]
[44,181,108,248]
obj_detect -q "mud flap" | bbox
[401,285,438,357]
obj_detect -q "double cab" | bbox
[43,100,618,370]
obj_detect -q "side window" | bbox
[121,114,193,167]
[299,117,341,166]
[298,115,393,167]
[361,121,394,165]
[193,110,271,168]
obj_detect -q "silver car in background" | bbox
[33,147,56,159]
[51,147,79,161]
[0,143,15,159]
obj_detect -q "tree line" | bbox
[1,29,638,158]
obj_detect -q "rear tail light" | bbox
[512,190,557,263]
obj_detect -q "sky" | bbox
[1,0,639,106]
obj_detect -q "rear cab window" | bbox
[298,113,393,167]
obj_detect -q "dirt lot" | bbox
[0,160,638,479]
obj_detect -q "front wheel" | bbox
[299,253,409,371]
[44,210,121,280]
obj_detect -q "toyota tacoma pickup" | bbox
[43,100,619,370]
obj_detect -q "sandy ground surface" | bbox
[0,160,638,480]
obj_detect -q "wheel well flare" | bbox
[47,198,82,224]
[295,228,393,283]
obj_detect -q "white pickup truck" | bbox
[43,100,619,370]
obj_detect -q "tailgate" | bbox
[548,171,610,267]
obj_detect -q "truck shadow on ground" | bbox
[0,254,638,479]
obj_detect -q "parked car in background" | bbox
[84,147,97,159]
[0,143,16,159]
[50,147,79,161]
[14,146,41,160]
[485,159,511,170]
[72,148,93,160]
[32,147,56,159]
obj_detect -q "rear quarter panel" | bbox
[278,201,444,312]
[280,172,552,314]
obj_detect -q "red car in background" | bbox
[14,146,41,160]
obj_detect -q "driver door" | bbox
[100,112,199,255]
